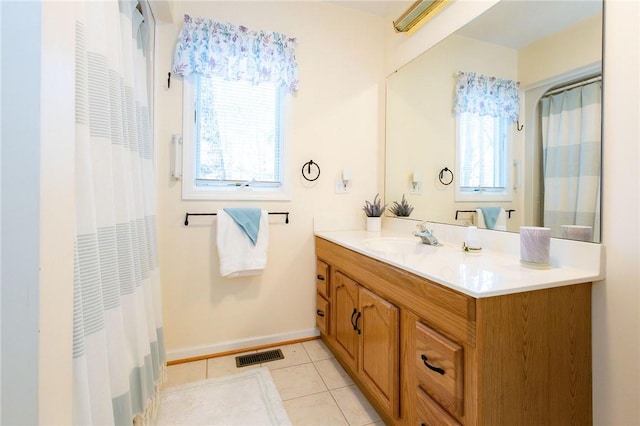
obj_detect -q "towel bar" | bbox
[184,211,290,226]
[455,209,515,220]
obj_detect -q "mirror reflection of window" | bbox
[457,113,509,192]
[453,71,519,202]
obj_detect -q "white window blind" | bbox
[457,112,507,192]
[194,75,283,188]
[454,112,513,202]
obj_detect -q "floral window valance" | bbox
[454,71,520,121]
[172,15,299,92]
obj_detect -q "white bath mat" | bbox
[156,367,291,425]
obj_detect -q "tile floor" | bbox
[164,339,387,426]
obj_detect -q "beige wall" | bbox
[156,1,386,359]
[519,13,603,87]
[594,0,640,424]
[39,3,75,424]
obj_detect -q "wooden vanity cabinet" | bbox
[315,236,592,426]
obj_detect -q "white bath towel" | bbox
[216,209,269,278]
[475,208,507,231]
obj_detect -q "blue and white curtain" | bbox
[73,1,165,424]
[454,71,520,121]
[540,81,602,241]
[172,14,298,92]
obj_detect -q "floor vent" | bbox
[235,349,284,368]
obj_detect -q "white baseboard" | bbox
[166,327,320,362]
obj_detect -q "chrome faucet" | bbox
[413,222,440,246]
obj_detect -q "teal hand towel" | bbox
[479,207,502,230]
[223,208,262,245]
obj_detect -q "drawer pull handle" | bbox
[421,354,445,375]
[317,275,325,281]
[316,310,325,317]
[354,312,362,335]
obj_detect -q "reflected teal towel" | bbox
[223,208,262,245]
[479,207,501,230]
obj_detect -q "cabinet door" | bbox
[359,287,400,418]
[333,272,359,369]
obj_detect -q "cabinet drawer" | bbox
[316,294,329,334]
[415,322,464,418]
[316,260,329,298]
[416,388,461,426]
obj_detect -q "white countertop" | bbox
[315,222,605,298]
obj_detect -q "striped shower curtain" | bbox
[73,1,165,424]
[540,80,602,241]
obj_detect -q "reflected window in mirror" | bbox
[453,71,519,202]
[456,112,512,200]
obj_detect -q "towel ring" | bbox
[301,160,321,182]
[439,167,454,185]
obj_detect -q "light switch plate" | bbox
[335,178,350,194]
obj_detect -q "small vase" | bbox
[366,216,381,232]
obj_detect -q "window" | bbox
[172,16,297,200]
[182,76,290,200]
[456,112,512,201]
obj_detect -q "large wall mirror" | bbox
[385,0,603,242]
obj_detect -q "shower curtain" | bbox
[73,1,165,424]
[540,80,602,241]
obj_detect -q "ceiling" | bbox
[327,0,602,49]
[326,0,413,19]
[456,0,602,49]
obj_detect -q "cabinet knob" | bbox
[421,354,445,375]
[317,274,325,281]
[316,310,325,317]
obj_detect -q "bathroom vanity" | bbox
[314,225,603,426]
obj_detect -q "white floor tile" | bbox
[206,350,259,378]
[302,339,334,362]
[331,385,382,426]
[314,358,354,390]
[270,362,327,400]
[164,360,207,388]
[263,343,312,370]
[283,391,349,426]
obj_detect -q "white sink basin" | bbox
[361,237,437,256]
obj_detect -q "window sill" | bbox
[455,190,513,203]
[181,185,291,201]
